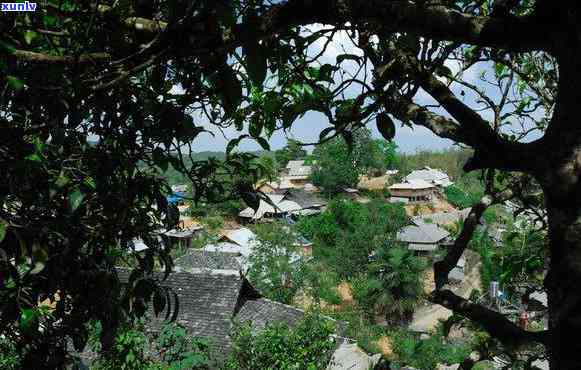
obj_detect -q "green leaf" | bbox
[243,40,267,87]
[24,30,37,45]
[226,135,247,155]
[256,137,270,150]
[25,153,41,162]
[376,113,396,141]
[55,173,70,188]
[69,189,85,212]
[0,40,16,54]
[83,177,96,190]
[7,76,24,91]
[20,308,39,333]
[0,220,7,243]
[318,64,337,83]
[153,148,169,172]
[219,66,242,116]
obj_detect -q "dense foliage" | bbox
[225,313,335,370]
[248,222,306,304]
[274,139,308,169]
[311,128,395,194]
[391,327,472,369]
[473,222,546,298]
[89,321,212,370]
[297,199,407,278]
[357,246,426,324]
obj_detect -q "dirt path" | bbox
[409,255,482,333]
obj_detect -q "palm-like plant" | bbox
[367,245,427,325]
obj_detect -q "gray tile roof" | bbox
[235,297,305,331]
[397,220,450,244]
[117,269,245,357]
[283,189,326,209]
[174,250,242,274]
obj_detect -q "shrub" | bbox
[0,336,21,370]
[296,199,407,279]
[155,323,212,369]
[248,222,306,304]
[225,312,335,370]
[391,328,471,369]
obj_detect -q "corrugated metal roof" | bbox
[238,194,303,219]
[404,167,452,187]
[288,165,312,177]
[389,179,436,190]
[286,160,305,169]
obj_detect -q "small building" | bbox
[238,194,303,221]
[389,179,438,203]
[284,160,313,188]
[113,268,347,364]
[405,167,452,187]
[238,191,325,221]
[396,220,450,255]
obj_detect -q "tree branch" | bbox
[255,1,551,52]
[433,189,513,290]
[430,290,549,347]
[11,50,110,64]
[98,1,550,52]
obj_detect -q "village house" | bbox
[112,256,351,365]
[389,179,439,204]
[396,219,451,256]
[404,167,453,187]
[238,189,326,221]
[203,227,259,271]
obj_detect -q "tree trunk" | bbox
[538,48,581,369]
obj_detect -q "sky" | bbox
[175,23,544,154]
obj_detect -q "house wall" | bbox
[390,188,436,202]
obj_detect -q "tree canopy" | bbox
[1,0,579,368]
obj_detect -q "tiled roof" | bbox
[117,269,244,357]
[235,297,305,331]
[174,250,241,274]
[397,220,450,244]
[284,189,326,209]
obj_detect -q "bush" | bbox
[444,185,476,209]
[391,328,471,369]
[0,336,20,370]
[155,323,212,369]
[248,222,306,304]
[296,199,407,279]
[225,312,336,370]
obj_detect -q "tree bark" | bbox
[536,49,581,369]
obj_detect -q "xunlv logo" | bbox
[1,1,37,11]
